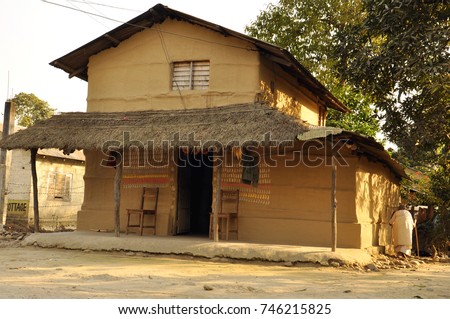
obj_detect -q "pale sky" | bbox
[0,0,275,113]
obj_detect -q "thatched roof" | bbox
[49,3,349,113]
[1,103,308,153]
[298,128,408,179]
[1,122,85,162]
[1,103,406,179]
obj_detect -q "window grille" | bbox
[172,61,209,90]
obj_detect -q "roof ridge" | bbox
[49,4,349,113]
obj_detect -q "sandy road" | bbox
[0,246,449,299]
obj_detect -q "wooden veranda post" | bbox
[113,151,123,237]
[30,148,39,232]
[331,164,337,252]
[213,152,223,242]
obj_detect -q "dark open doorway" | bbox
[176,151,213,236]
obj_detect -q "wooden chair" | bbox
[126,187,159,236]
[209,189,239,240]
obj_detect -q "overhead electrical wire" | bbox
[43,0,127,25]
[41,0,257,52]
[77,0,111,24]
[41,0,257,109]
[64,0,109,29]
[66,0,142,13]
[67,0,188,109]
[154,24,188,110]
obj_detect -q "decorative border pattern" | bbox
[122,150,171,188]
[221,162,271,205]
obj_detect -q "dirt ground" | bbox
[0,245,449,299]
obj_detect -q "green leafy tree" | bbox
[333,0,449,254]
[11,92,55,127]
[247,0,449,253]
[246,0,379,137]
[326,85,379,138]
[399,165,450,255]
[333,0,449,167]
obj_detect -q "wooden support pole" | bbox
[30,148,39,233]
[414,223,420,257]
[113,152,123,238]
[0,101,15,227]
[331,164,337,252]
[213,153,222,242]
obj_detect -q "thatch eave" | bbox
[298,127,408,180]
[1,103,406,180]
[0,103,308,153]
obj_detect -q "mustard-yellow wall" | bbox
[87,19,323,125]
[76,19,403,248]
[78,149,400,249]
[211,152,363,248]
[78,150,177,235]
[355,157,400,248]
[79,149,359,247]
[259,58,322,125]
[87,19,260,112]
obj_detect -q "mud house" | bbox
[1,4,406,249]
[1,125,84,229]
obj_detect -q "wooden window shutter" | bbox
[63,174,72,201]
[54,173,66,199]
[47,172,57,200]
[47,172,72,201]
[191,61,209,89]
[172,61,209,90]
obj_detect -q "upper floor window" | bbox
[172,61,209,90]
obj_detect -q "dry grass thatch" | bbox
[1,102,407,179]
[1,103,309,153]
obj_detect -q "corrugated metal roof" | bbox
[49,3,349,113]
[38,149,85,162]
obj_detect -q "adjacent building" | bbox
[1,126,84,230]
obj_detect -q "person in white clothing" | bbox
[389,204,415,256]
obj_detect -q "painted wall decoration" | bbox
[221,161,271,205]
[122,149,171,188]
